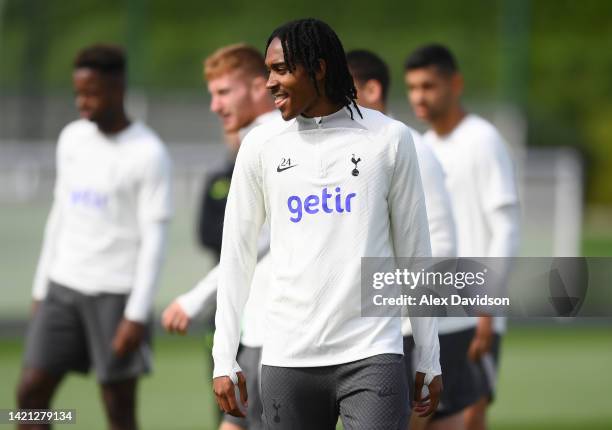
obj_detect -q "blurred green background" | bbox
[1,0,612,429]
[2,0,612,201]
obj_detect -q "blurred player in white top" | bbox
[17,44,172,430]
[347,49,456,258]
[161,43,277,430]
[404,44,520,430]
[348,48,487,430]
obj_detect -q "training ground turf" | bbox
[1,326,611,430]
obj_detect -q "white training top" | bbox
[239,110,281,141]
[32,119,172,320]
[400,129,473,335]
[423,114,520,333]
[410,131,457,260]
[213,106,440,382]
[177,254,271,347]
[177,111,280,347]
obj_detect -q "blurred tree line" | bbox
[1,0,611,203]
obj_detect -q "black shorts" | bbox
[476,333,502,403]
[23,281,152,383]
[223,345,263,429]
[404,328,485,420]
[261,354,408,430]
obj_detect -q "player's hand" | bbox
[161,301,191,334]
[112,318,145,357]
[413,372,443,417]
[213,372,248,417]
[468,315,493,361]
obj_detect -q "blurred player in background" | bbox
[16,45,172,430]
[162,43,277,430]
[404,44,520,430]
[187,43,276,429]
[347,49,455,256]
[194,46,276,260]
[348,49,484,430]
[212,19,442,429]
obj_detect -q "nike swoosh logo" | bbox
[277,164,298,172]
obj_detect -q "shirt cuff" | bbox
[414,344,442,385]
[124,301,150,323]
[213,360,243,380]
[176,293,202,319]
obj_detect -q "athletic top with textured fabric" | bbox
[423,114,520,333]
[177,111,280,347]
[32,119,172,319]
[213,106,440,382]
[400,130,475,335]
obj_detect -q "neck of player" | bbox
[432,106,466,137]
[302,96,344,119]
[97,108,131,135]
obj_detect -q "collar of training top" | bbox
[295,106,366,131]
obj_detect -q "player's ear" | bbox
[108,74,125,105]
[250,76,268,99]
[364,79,383,105]
[451,72,464,97]
[315,59,326,82]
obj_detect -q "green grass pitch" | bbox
[1,326,611,429]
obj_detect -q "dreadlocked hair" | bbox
[266,18,362,119]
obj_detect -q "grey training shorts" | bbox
[23,281,152,383]
[260,353,408,430]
